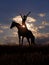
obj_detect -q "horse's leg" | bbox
[18,35,21,45]
[22,36,24,45]
[27,38,30,45]
[31,36,35,45]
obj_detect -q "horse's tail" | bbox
[28,30,35,45]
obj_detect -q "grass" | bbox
[0,44,49,65]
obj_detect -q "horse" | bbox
[10,21,35,45]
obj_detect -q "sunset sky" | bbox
[0,0,49,45]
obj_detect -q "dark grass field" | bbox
[0,44,49,65]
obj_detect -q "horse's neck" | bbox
[15,23,21,30]
[15,22,28,31]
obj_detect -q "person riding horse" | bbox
[10,21,35,45]
[10,12,35,45]
[20,12,31,28]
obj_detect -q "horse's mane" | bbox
[13,21,21,26]
[12,21,28,31]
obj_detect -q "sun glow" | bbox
[22,25,25,28]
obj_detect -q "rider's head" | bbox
[23,15,26,18]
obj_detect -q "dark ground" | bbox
[0,44,49,65]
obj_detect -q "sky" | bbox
[0,0,49,45]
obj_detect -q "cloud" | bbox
[38,13,46,17]
[36,33,49,45]
[3,36,33,46]
[0,25,9,29]
[13,16,36,25]
[26,23,39,34]
[0,30,3,33]
[38,21,49,30]
[12,31,18,35]
[11,27,18,36]
[27,17,36,22]
[39,25,45,29]
[13,16,22,24]
[0,23,9,30]
[3,36,19,45]
[36,33,49,38]
[12,31,18,37]
[0,24,2,26]
[42,21,49,26]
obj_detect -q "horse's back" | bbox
[27,30,33,36]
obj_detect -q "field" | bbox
[0,44,49,65]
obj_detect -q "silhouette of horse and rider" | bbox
[20,11,31,28]
[10,12,35,45]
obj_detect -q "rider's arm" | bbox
[20,14,22,18]
[26,11,31,17]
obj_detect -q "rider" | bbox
[20,12,31,28]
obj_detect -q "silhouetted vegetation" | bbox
[0,45,49,65]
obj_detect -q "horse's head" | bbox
[10,21,16,29]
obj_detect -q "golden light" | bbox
[38,13,45,17]
[13,16,22,24]
[22,25,25,28]
[0,30,3,33]
[1,25,9,29]
[27,17,36,22]
[26,23,30,29]
[39,25,45,29]
[42,21,49,26]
